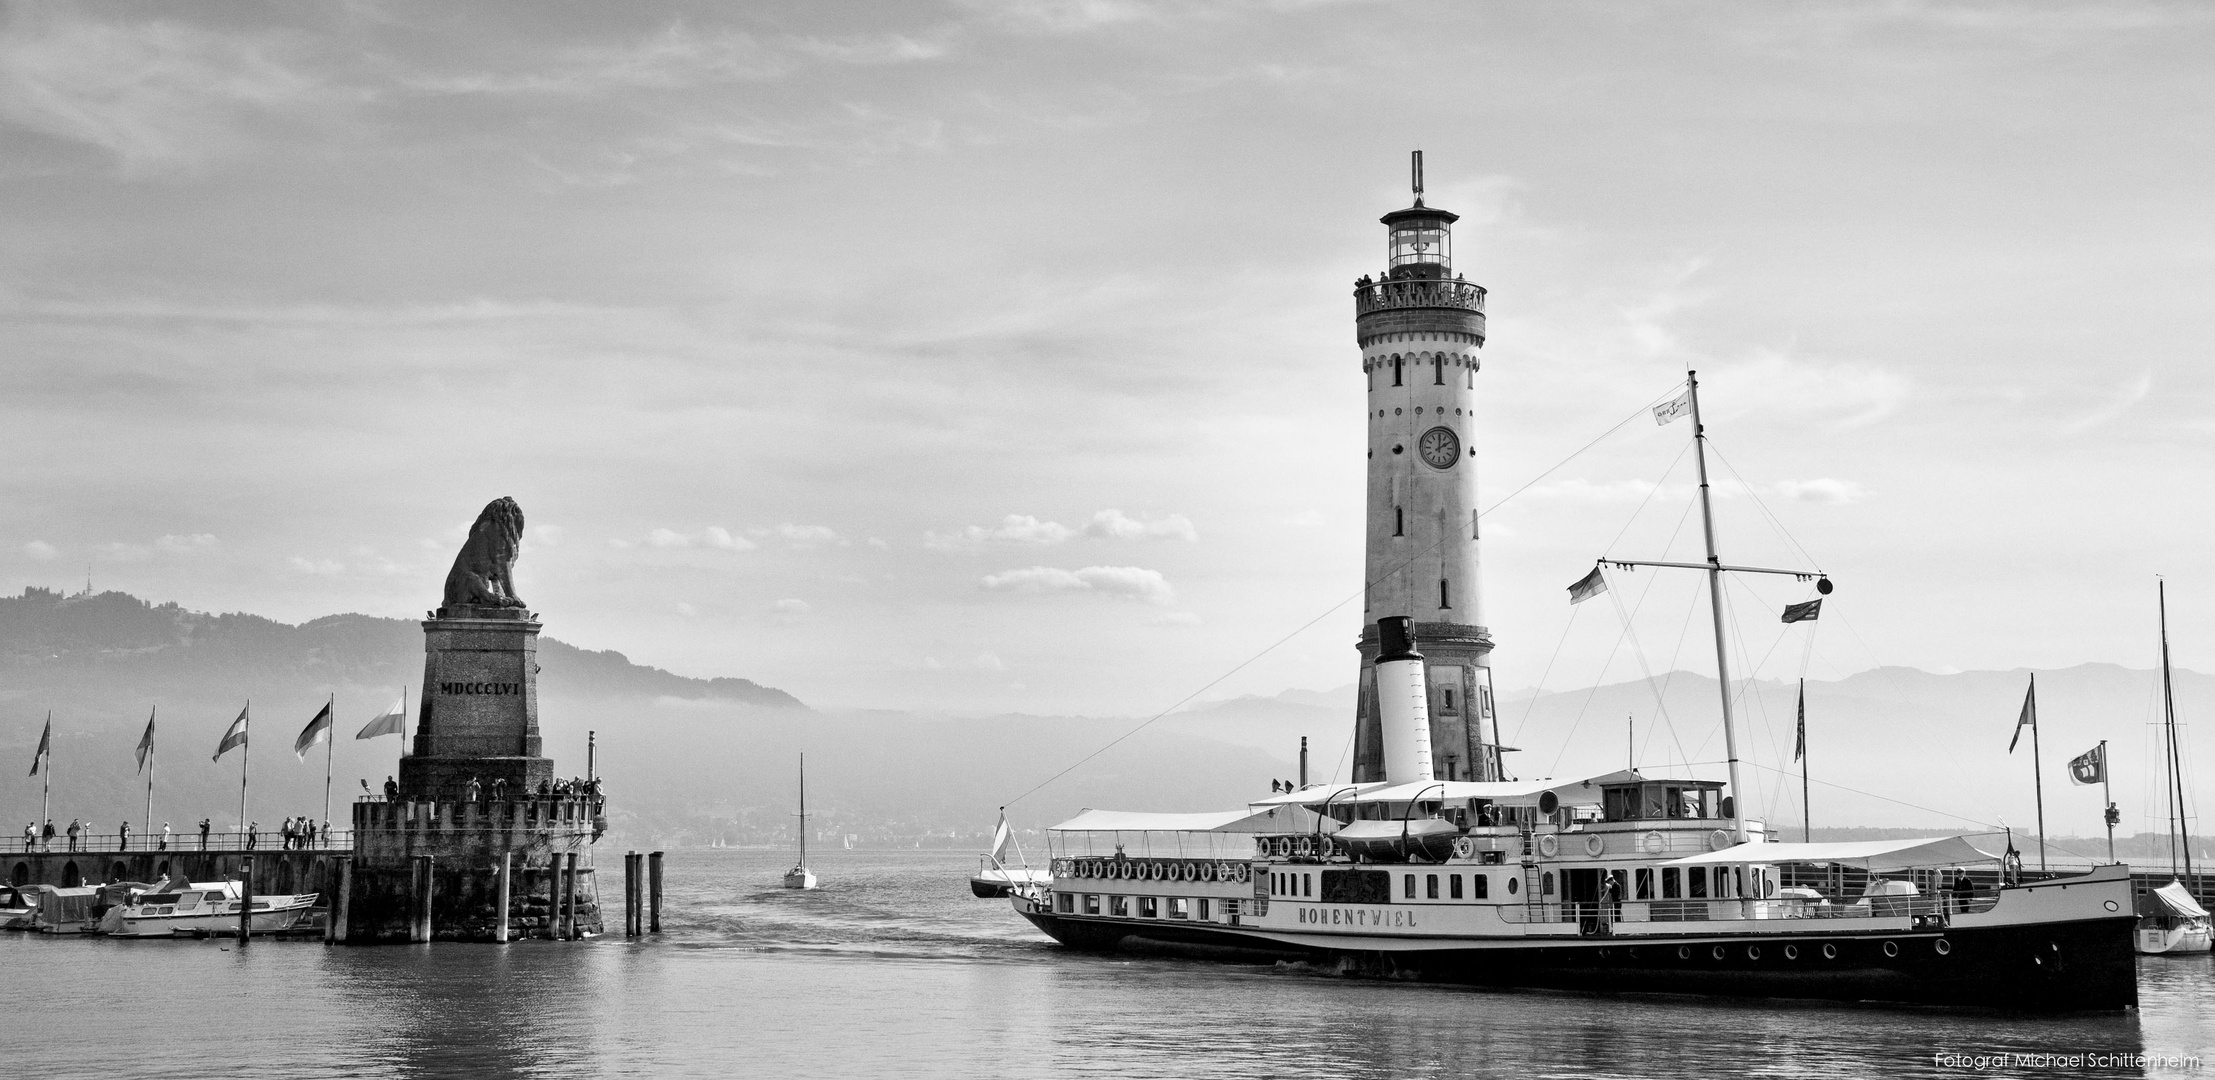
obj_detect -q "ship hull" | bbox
[1018,906,2137,1012]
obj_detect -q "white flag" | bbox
[1653,393,1691,425]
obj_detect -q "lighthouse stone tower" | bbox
[1349,154,1503,785]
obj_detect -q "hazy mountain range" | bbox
[3,588,2210,859]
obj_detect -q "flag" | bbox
[1568,566,1608,605]
[28,716,50,777]
[134,709,155,773]
[1653,392,1691,425]
[1793,681,1807,763]
[2007,676,2035,754]
[1782,599,1823,623]
[213,705,248,762]
[989,810,1010,864]
[293,700,333,761]
[2068,744,2106,786]
[355,696,407,740]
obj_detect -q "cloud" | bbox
[1770,478,1868,504]
[1149,611,1203,627]
[2060,372,2153,434]
[1084,509,1197,541]
[155,533,217,552]
[531,525,564,546]
[23,541,57,561]
[761,523,845,549]
[288,557,344,574]
[968,650,1006,671]
[97,542,152,562]
[642,526,757,550]
[768,598,810,624]
[980,565,1175,605]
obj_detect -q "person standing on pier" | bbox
[42,819,55,851]
[66,818,79,851]
[197,818,210,850]
[118,820,130,850]
[21,822,31,852]
[160,822,170,851]
[245,821,258,850]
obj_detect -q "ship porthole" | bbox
[1677,946,1691,960]
[1711,945,1726,961]
[1882,940,1900,958]
[1822,943,1838,959]
[1783,944,1798,960]
[1746,946,1761,960]
[2104,900,2119,912]
[1935,939,1952,956]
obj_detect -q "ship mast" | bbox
[1686,372,1747,841]
[2160,580,2193,887]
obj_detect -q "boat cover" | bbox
[1249,770,1643,808]
[2142,881,2210,919]
[1670,836,1996,871]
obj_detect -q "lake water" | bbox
[3,848,2211,1078]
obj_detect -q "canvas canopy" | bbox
[2142,881,2210,919]
[1047,807,1310,860]
[1250,770,1644,809]
[1671,836,1997,871]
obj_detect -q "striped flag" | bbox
[293,700,333,760]
[135,708,155,773]
[213,705,248,762]
[989,809,1011,865]
[355,695,406,740]
[28,715,50,777]
[2007,675,2036,754]
[1793,681,1807,763]
[1782,599,1822,623]
[1567,567,1608,605]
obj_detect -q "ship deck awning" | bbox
[1670,836,1998,871]
[1251,770,1643,809]
[1048,809,1255,833]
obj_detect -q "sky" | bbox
[3,1,2213,734]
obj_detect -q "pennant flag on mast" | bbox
[1781,599,1822,623]
[356,695,407,740]
[1567,567,1608,605]
[135,709,156,773]
[989,809,1011,865]
[2007,677,2036,754]
[1793,683,1807,763]
[213,705,249,762]
[2068,744,2106,785]
[1653,392,1691,425]
[293,701,333,760]
[28,715,50,776]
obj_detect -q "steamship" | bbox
[1001,158,2137,1012]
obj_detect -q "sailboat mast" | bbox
[798,753,807,864]
[1686,371,1746,841]
[2160,580,2193,886]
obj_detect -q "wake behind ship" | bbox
[1000,155,2137,1012]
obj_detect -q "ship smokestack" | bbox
[1299,736,1309,789]
[1374,617,1435,783]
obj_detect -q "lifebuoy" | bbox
[1149,861,1164,881]
[1584,835,1606,858]
[1277,837,1296,858]
[1220,862,1236,882]
[1707,830,1732,852]
[1451,836,1476,860]
[1642,831,1667,855]
[1294,836,1314,858]
[1177,862,1192,882]
[1199,862,1215,882]
[1536,834,1560,859]
[1236,864,1251,883]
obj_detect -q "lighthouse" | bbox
[1349,153,1503,784]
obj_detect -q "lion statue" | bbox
[441,496,528,612]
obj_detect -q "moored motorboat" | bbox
[111,880,319,938]
[2134,880,2212,956]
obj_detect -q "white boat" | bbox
[970,810,1051,897]
[110,880,319,938]
[1004,157,2138,1012]
[2134,582,2212,956]
[783,753,817,890]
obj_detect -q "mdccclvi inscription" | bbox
[438,681,524,696]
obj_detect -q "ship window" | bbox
[1450,874,1464,900]
[1541,872,1554,896]
[1507,876,1518,895]
[1110,895,1129,917]
[1304,873,1313,897]
[1168,897,1188,920]
[1475,874,1489,899]
[1427,874,1439,899]
[1636,869,1654,900]
[1138,896,1158,918]
[1056,893,1074,913]
[1689,868,1709,899]
[1404,874,1416,899]
[1197,898,1211,920]
[1662,869,1680,899]
[1084,894,1099,914]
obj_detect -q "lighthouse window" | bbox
[1394,508,1404,536]
[1434,357,1444,385]
[1393,359,1403,386]
[1440,578,1451,609]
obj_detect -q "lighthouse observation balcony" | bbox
[1354,276,1487,347]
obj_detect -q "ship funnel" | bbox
[1375,617,1435,783]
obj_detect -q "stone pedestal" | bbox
[399,606,553,801]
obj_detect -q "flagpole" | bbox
[2030,675,2046,873]
[1800,679,1811,844]
[1685,371,1746,844]
[323,693,335,846]
[40,710,50,849]
[2100,739,2114,864]
[144,707,156,849]
[239,700,251,844]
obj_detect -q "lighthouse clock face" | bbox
[1419,426,1460,469]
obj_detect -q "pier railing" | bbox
[15,828,353,854]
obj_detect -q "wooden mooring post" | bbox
[493,850,511,944]
[561,852,579,941]
[239,856,255,945]
[648,850,664,933]
[410,854,434,943]
[623,851,639,937]
[328,856,352,945]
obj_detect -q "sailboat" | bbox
[783,753,817,890]
[2135,581,2211,955]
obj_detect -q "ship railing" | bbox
[1502,895,2000,924]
